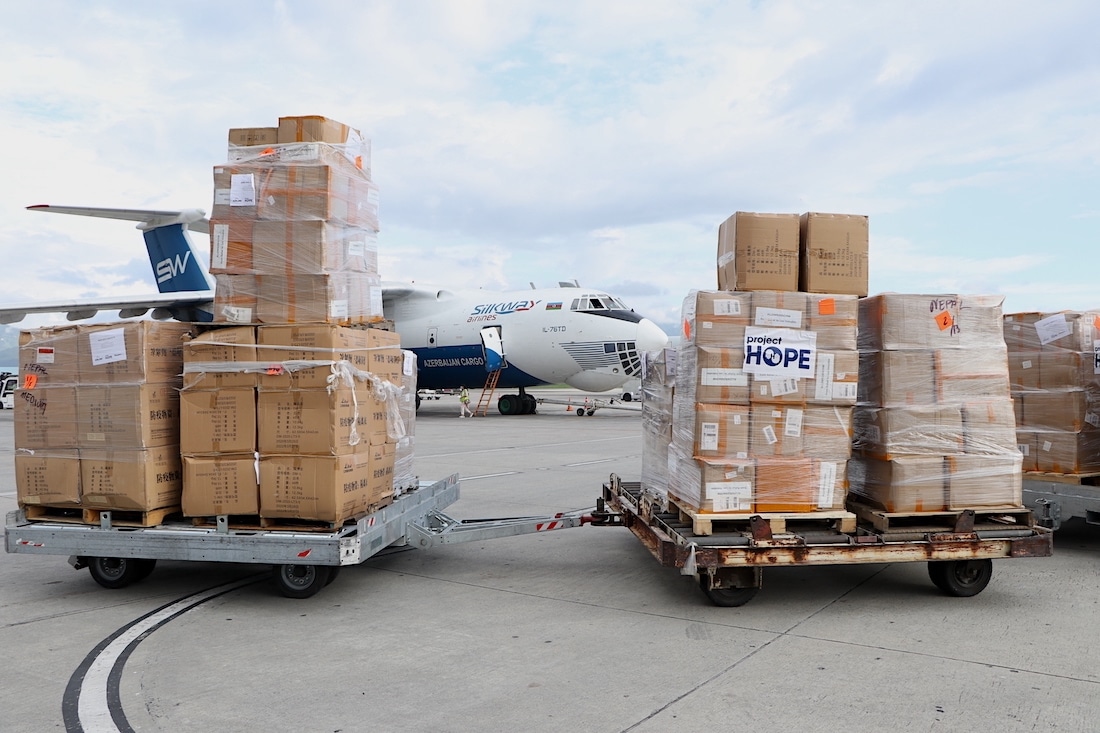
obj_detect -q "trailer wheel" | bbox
[87,557,142,589]
[325,566,341,586]
[927,559,993,597]
[272,564,330,598]
[133,559,157,581]
[701,585,759,607]
[575,409,587,417]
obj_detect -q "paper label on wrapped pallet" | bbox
[769,377,799,396]
[700,422,719,451]
[347,238,367,258]
[1094,341,1100,374]
[1018,443,1029,456]
[370,286,383,315]
[1042,440,1053,452]
[1034,314,1072,345]
[832,382,858,401]
[229,174,257,206]
[701,368,748,387]
[88,328,126,366]
[212,224,229,269]
[329,300,350,319]
[784,408,803,438]
[706,482,752,512]
[814,353,835,401]
[817,462,837,508]
[713,299,742,316]
[743,327,817,379]
[1087,412,1100,428]
[221,306,252,323]
[755,307,802,328]
[403,351,416,376]
[214,189,231,206]
[36,347,55,364]
[762,425,778,445]
[733,414,742,425]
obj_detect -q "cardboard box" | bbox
[15,449,81,506]
[228,127,278,146]
[257,384,383,455]
[716,212,799,292]
[182,325,258,389]
[848,456,947,512]
[677,345,749,404]
[277,115,360,145]
[19,325,80,387]
[750,405,804,457]
[80,446,183,511]
[257,324,376,388]
[1015,429,1038,472]
[213,274,259,324]
[935,347,1011,403]
[251,220,378,276]
[668,443,755,514]
[77,321,191,386]
[805,293,859,350]
[182,454,259,516]
[1020,391,1093,431]
[750,349,858,406]
[365,441,396,507]
[802,406,854,459]
[254,273,385,324]
[961,399,1019,455]
[853,405,964,458]
[754,457,846,512]
[1007,351,1041,391]
[946,454,1022,508]
[180,388,257,455]
[692,403,750,459]
[212,161,378,226]
[858,350,936,407]
[14,386,78,450]
[1003,311,1100,352]
[749,291,807,325]
[258,452,372,523]
[209,219,255,275]
[1039,351,1100,390]
[859,294,1005,351]
[76,384,180,449]
[1034,429,1100,473]
[681,290,751,346]
[799,213,869,296]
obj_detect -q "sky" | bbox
[1,1,1098,339]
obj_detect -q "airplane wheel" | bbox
[522,395,537,414]
[497,394,520,415]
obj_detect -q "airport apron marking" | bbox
[63,574,264,733]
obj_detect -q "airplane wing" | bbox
[0,291,215,325]
[381,282,457,304]
[27,204,211,234]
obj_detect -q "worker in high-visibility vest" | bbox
[459,386,474,418]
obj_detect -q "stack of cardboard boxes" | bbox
[15,322,191,515]
[849,295,1023,510]
[652,211,869,516]
[1004,311,1100,474]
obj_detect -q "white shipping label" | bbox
[1034,313,1072,345]
[701,367,748,387]
[88,328,127,366]
[214,188,231,206]
[832,382,858,401]
[212,224,230,269]
[229,174,257,206]
[784,408,804,438]
[706,482,753,512]
[1094,340,1100,375]
[817,462,838,508]
[35,347,55,364]
[814,352,836,401]
[701,322,714,330]
[369,286,383,316]
[329,300,350,319]
[763,425,778,445]
[700,422,720,452]
[1018,443,1030,457]
[221,306,252,323]
[403,351,417,376]
[1087,412,1100,428]
[755,307,803,328]
[1042,441,1053,452]
[1021,360,1033,370]
[743,326,817,379]
[347,238,367,258]
[733,414,743,425]
[769,378,800,397]
[713,299,742,316]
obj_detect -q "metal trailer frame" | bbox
[5,474,598,598]
[534,394,642,417]
[601,475,1054,607]
[1023,477,1100,531]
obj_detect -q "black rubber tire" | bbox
[325,566,341,586]
[576,409,587,417]
[498,394,520,415]
[87,557,142,589]
[272,564,331,598]
[701,582,759,607]
[621,392,632,402]
[132,558,157,581]
[522,394,537,414]
[927,559,993,597]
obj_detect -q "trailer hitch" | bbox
[586,497,623,526]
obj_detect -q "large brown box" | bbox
[277,115,361,145]
[182,325,258,389]
[211,162,377,227]
[182,455,259,516]
[15,450,81,506]
[805,293,859,350]
[716,212,799,292]
[229,127,278,146]
[679,345,749,404]
[364,441,397,507]
[848,456,947,512]
[802,406,854,459]
[946,454,1023,508]
[935,347,1011,403]
[681,290,751,346]
[859,294,1005,351]
[1016,429,1039,472]
[80,446,183,511]
[854,405,965,458]
[77,321,191,385]
[750,405,804,457]
[961,399,1019,455]
[258,452,372,523]
[749,349,858,405]
[256,324,400,389]
[1033,430,1100,473]
[14,386,78,450]
[209,219,255,274]
[254,273,384,324]
[180,388,257,454]
[1007,351,1041,391]
[257,384,383,455]
[251,220,378,275]
[213,274,259,324]
[19,325,80,386]
[1020,391,1092,431]
[692,403,750,459]
[754,457,846,512]
[858,350,936,406]
[1003,311,1100,352]
[668,444,755,514]
[76,385,180,449]
[798,213,869,296]
[1039,351,1100,390]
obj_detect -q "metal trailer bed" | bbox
[4,475,598,599]
[600,475,1054,606]
[1023,475,1100,530]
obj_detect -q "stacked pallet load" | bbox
[639,346,675,506]
[850,294,1024,522]
[1004,310,1100,475]
[178,115,414,528]
[15,322,192,524]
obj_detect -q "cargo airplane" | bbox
[0,206,669,415]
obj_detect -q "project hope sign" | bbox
[742,326,818,378]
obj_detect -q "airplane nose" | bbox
[636,318,670,354]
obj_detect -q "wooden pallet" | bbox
[24,505,85,524]
[1023,471,1100,486]
[846,500,1033,534]
[82,506,180,528]
[667,497,857,536]
[190,515,265,531]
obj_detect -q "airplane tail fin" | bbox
[143,223,214,293]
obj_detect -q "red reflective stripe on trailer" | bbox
[297,549,312,558]
[536,521,564,531]
[367,516,376,528]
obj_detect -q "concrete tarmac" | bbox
[1,390,1097,732]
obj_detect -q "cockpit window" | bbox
[570,294,627,312]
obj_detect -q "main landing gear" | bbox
[497,388,537,415]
